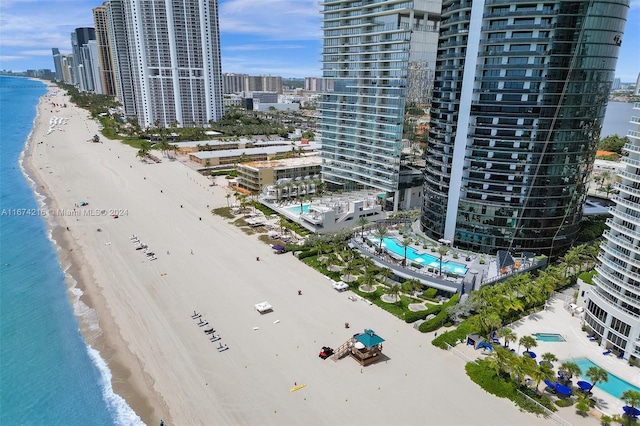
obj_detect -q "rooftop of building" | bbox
[241,155,322,170]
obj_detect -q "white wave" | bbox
[86,345,146,426]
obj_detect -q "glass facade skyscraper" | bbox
[421,0,629,255]
[319,0,440,204]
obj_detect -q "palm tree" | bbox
[621,390,640,426]
[360,272,377,292]
[530,362,555,393]
[519,335,537,355]
[469,308,502,337]
[342,260,360,283]
[385,283,401,303]
[373,225,389,253]
[585,365,609,393]
[225,193,231,207]
[356,217,370,242]
[488,346,515,376]
[399,237,413,267]
[510,355,536,385]
[136,140,151,161]
[437,245,448,276]
[496,328,516,348]
[401,278,422,295]
[377,267,394,286]
[558,361,582,384]
[540,352,558,368]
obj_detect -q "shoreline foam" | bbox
[22,82,162,425]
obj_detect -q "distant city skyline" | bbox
[1,0,639,80]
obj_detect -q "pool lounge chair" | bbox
[210,335,221,342]
[217,343,229,352]
[602,350,612,356]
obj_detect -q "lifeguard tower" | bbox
[331,329,385,366]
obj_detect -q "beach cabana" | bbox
[466,333,485,349]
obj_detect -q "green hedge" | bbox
[418,294,459,332]
[432,320,472,349]
[422,288,437,299]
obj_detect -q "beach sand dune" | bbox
[27,86,547,425]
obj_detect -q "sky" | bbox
[0,0,638,81]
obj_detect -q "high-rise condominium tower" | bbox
[319,0,440,206]
[71,27,96,90]
[107,0,223,128]
[421,0,629,255]
[93,3,117,96]
[585,102,640,361]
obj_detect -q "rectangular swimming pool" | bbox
[534,333,565,342]
[284,204,311,215]
[570,357,640,399]
[378,238,468,275]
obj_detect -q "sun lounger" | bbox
[203,328,215,334]
[217,343,229,352]
[603,350,612,356]
[198,321,209,327]
[589,337,598,341]
[191,311,200,319]
[210,335,221,342]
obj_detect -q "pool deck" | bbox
[456,290,640,419]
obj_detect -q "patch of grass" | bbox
[212,207,234,219]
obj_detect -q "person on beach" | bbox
[256,256,260,261]
[190,249,194,255]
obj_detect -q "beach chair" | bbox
[210,335,221,342]
[191,311,200,319]
[198,321,209,327]
[203,328,215,334]
[217,343,229,352]
[602,350,612,356]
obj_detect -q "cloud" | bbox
[0,55,25,62]
[219,0,321,40]
[224,44,305,51]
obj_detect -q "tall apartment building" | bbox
[51,48,64,82]
[421,0,630,255]
[106,0,223,128]
[222,73,284,95]
[223,73,248,94]
[584,102,640,362]
[93,3,117,96]
[318,0,440,206]
[71,27,96,91]
[304,77,334,92]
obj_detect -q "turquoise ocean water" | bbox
[0,76,143,425]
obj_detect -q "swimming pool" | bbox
[570,358,640,399]
[285,204,311,215]
[377,238,468,275]
[535,333,566,342]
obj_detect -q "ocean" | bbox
[0,76,144,426]
[601,101,635,138]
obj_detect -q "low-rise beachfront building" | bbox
[187,141,320,167]
[236,156,322,193]
[172,137,282,155]
[260,190,386,235]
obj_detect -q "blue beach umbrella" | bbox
[623,406,640,417]
[544,379,555,388]
[577,381,592,391]
[555,383,572,396]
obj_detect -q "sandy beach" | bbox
[26,84,550,425]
